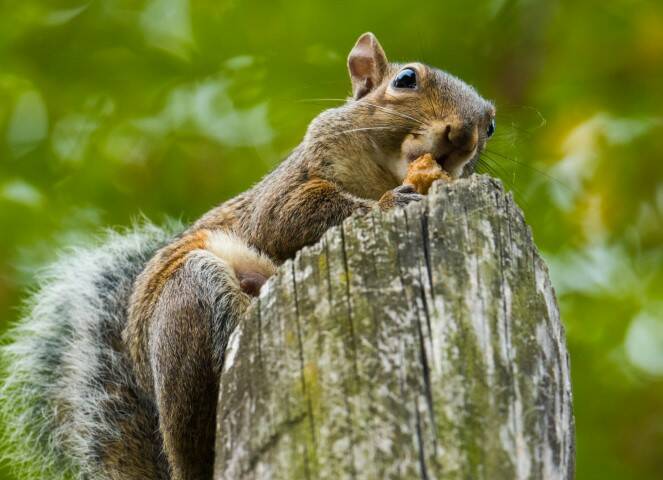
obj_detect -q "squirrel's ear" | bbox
[347,32,388,100]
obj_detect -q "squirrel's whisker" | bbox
[484,149,569,189]
[297,97,349,103]
[477,155,507,179]
[476,158,502,179]
[356,100,427,126]
[298,97,427,127]
[323,126,406,137]
[478,156,531,208]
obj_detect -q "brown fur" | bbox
[122,32,495,479]
[125,229,210,391]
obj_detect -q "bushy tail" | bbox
[0,222,181,480]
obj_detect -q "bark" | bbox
[214,175,575,480]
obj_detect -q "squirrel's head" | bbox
[333,32,495,181]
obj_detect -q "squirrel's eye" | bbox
[393,68,417,89]
[486,118,496,137]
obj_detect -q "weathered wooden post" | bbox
[214,175,575,479]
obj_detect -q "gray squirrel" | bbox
[0,33,495,479]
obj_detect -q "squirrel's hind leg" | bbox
[205,230,276,297]
[148,234,275,480]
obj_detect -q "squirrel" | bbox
[0,33,495,480]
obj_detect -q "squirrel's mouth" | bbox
[434,154,451,173]
[435,149,476,179]
[401,145,475,181]
[406,152,450,169]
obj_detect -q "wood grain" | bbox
[215,175,575,480]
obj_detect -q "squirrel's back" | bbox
[0,222,180,479]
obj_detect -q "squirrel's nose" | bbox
[444,121,478,153]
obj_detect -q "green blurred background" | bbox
[1,0,662,478]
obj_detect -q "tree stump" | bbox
[214,175,575,480]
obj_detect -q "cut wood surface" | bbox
[214,175,575,480]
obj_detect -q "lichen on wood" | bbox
[214,175,575,480]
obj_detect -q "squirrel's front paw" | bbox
[378,185,424,210]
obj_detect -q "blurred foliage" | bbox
[1,0,662,478]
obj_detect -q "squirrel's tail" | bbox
[0,222,180,480]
